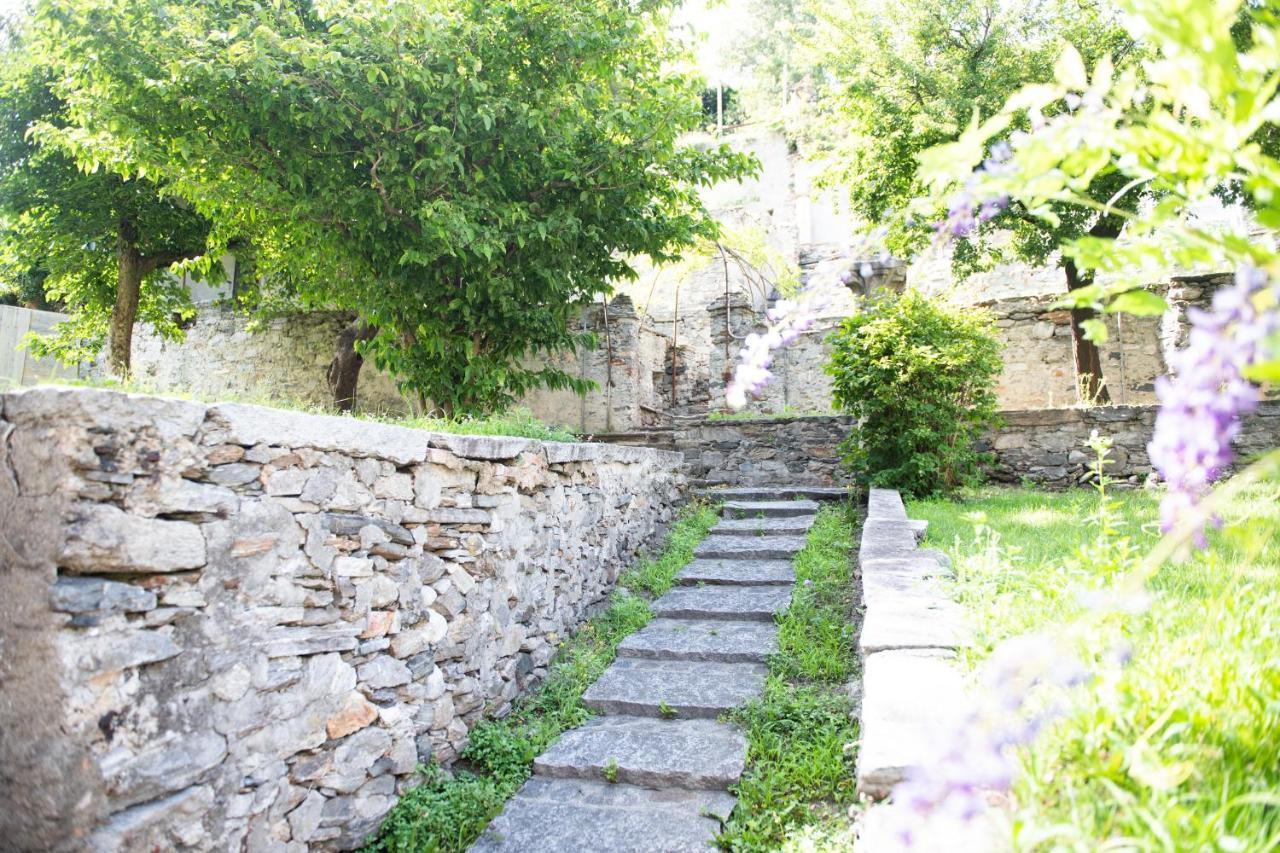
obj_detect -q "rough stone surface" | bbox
[695,534,807,560]
[651,585,792,622]
[857,649,967,799]
[583,658,768,719]
[617,619,778,663]
[676,559,795,587]
[0,386,684,852]
[470,778,735,853]
[695,486,849,503]
[711,515,816,536]
[720,499,820,518]
[858,598,969,654]
[533,717,747,789]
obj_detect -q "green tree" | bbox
[729,0,818,115]
[826,291,1003,497]
[810,0,1136,402]
[31,0,754,414]
[0,19,218,374]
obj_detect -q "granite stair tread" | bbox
[721,499,820,518]
[533,716,747,789]
[651,585,793,622]
[711,515,817,537]
[617,618,779,663]
[676,559,795,587]
[697,487,848,503]
[694,534,808,560]
[469,777,735,852]
[582,658,769,718]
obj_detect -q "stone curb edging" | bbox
[854,488,969,799]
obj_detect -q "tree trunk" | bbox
[327,319,377,412]
[108,219,144,377]
[1063,218,1121,405]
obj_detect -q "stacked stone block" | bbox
[0,387,682,851]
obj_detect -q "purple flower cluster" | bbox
[935,144,1013,240]
[882,634,1090,847]
[725,291,831,410]
[1148,266,1279,543]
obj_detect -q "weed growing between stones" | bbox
[716,504,860,850]
[364,501,720,853]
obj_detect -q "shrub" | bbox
[825,291,1002,497]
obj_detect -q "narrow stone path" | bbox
[470,491,825,852]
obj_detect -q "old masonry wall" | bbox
[0,387,683,851]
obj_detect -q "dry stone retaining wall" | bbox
[0,387,683,851]
[674,415,857,487]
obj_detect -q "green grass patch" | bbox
[716,504,860,851]
[908,482,1280,851]
[366,500,721,853]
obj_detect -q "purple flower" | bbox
[726,291,831,409]
[1148,265,1279,543]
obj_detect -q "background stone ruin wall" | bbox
[673,403,1280,491]
[131,309,408,415]
[0,387,683,852]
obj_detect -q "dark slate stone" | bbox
[322,513,414,546]
[469,777,735,853]
[533,716,746,789]
[582,658,768,719]
[695,487,848,503]
[651,585,792,622]
[618,619,778,663]
[50,576,157,614]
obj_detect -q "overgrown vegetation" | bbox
[717,504,859,850]
[908,481,1280,849]
[366,501,721,853]
[6,0,755,413]
[826,291,1003,498]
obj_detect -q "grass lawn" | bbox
[908,483,1280,851]
[716,504,860,851]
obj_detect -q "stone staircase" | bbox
[470,491,830,852]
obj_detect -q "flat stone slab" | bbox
[858,596,968,654]
[711,515,816,537]
[677,559,795,587]
[470,777,735,852]
[861,570,950,609]
[651,585,793,622]
[534,716,747,789]
[695,535,807,560]
[618,619,778,663]
[583,658,768,718]
[721,499,820,518]
[697,487,848,503]
[859,801,1008,852]
[857,649,967,800]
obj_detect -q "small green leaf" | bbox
[1107,290,1168,316]
[1081,318,1109,343]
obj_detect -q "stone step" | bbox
[711,515,816,537]
[721,499,820,518]
[697,487,848,503]
[695,534,807,560]
[618,619,778,663]
[469,777,735,853]
[583,658,768,719]
[651,585,793,622]
[533,716,747,789]
[676,559,795,587]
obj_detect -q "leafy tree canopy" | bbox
[0,20,217,370]
[27,0,755,414]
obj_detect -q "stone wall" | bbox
[674,415,856,487]
[0,387,683,851]
[984,401,1280,488]
[131,308,409,415]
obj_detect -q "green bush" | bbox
[825,291,1002,497]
